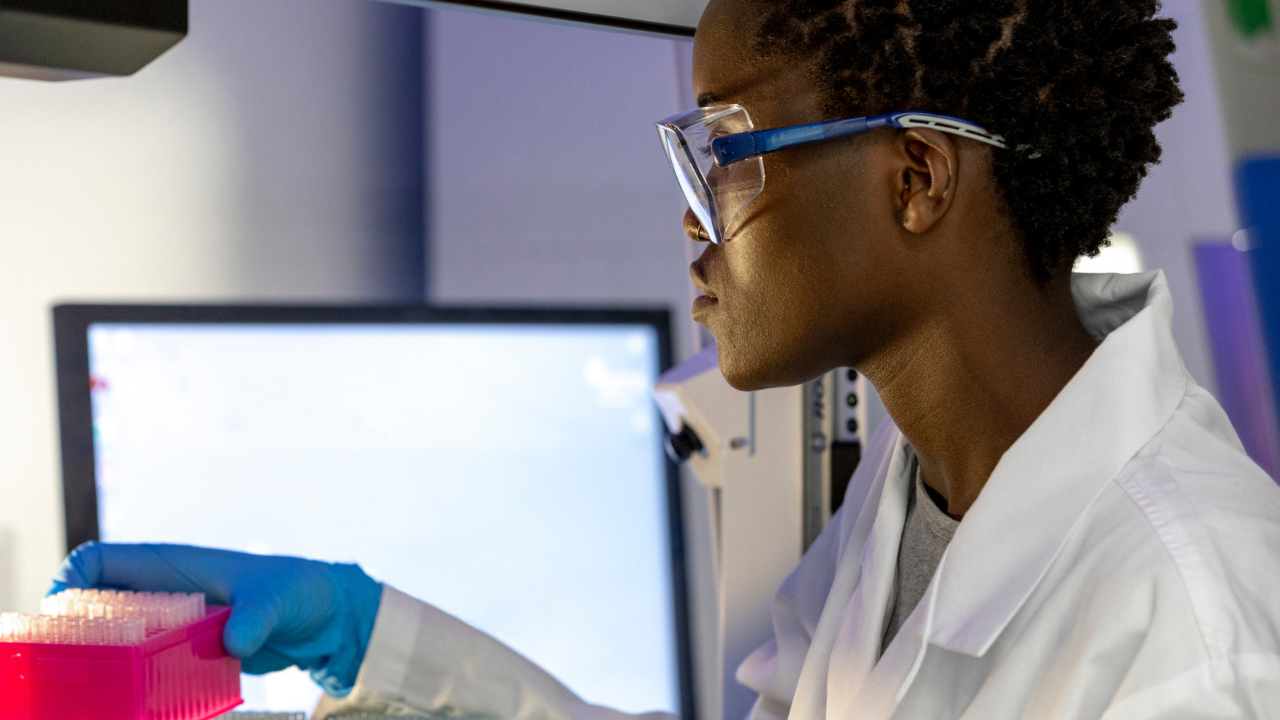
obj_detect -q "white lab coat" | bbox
[319,271,1280,720]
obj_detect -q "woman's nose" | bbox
[683,207,712,243]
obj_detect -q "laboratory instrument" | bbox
[3,0,705,86]
[2,0,707,86]
[0,0,187,81]
[396,0,705,36]
[653,347,878,720]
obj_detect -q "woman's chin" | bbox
[716,335,833,391]
[716,345,778,392]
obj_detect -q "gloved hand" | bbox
[49,542,383,698]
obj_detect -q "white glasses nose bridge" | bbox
[660,123,726,244]
[658,109,766,245]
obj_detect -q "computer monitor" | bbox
[54,304,691,717]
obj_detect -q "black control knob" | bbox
[665,423,705,462]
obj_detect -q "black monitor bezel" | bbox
[53,302,694,720]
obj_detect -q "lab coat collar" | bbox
[924,270,1188,656]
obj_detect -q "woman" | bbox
[53,0,1280,716]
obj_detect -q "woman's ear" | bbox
[898,128,959,235]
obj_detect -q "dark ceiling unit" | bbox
[0,0,187,81]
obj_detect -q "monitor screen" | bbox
[54,305,688,717]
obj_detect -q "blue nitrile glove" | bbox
[48,542,382,698]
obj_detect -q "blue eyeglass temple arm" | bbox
[711,111,1008,167]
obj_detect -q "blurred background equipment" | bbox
[653,349,887,720]
[404,0,705,35]
[53,304,690,717]
[0,0,187,80]
[1200,1,1280,474]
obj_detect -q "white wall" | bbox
[427,11,695,352]
[0,0,424,613]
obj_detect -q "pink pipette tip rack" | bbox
[0,589,243,720]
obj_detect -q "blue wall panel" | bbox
[1239,157,1280,428]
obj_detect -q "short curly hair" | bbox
[752,0,1184,280]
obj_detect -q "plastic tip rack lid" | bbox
[0,613,146,645]
[0,588,206,645]
[43,587,206,630]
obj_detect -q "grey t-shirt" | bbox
[881,465,960,654]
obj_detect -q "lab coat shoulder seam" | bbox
[1110,465,1231,657]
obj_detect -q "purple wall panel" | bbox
[1194,242,1280,477]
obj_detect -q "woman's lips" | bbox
[690,255,720,317]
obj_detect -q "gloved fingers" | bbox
[239,646,297,675]
[48,540,220,597]
[223,593,286,660]
[47,541,105,595]
[96,544,212,595]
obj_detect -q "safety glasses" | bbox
[656,105,1007,244]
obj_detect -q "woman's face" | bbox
[687,0,923,390]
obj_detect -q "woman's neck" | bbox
[861,274,1098,518]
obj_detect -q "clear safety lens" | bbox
[656,105,765,244]
[658,124,718,243]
